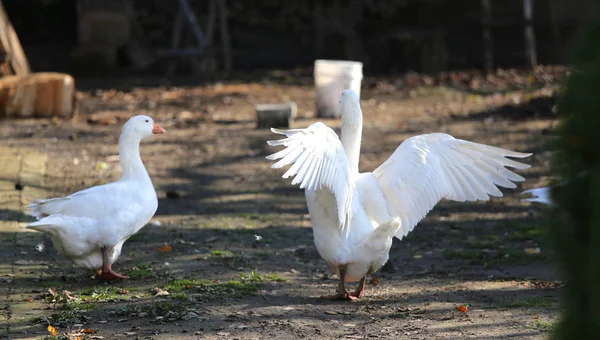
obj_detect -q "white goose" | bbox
[267,89,532,300]
[522,186,553,206]
[27,115,165,280]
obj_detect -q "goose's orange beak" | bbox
[152,122,166,134]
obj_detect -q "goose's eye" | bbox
[145,120,149,123]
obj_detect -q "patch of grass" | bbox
[142,301,192,319]
[128,269,154,279]
[62,301,97,311]
[531,319,557,331]
[164,277,257,300]
[127,262,155,279]
[133,262,153,269]
[235,212,262,220]
[75,287,122,302]
[504,297,554,309]
[485,234,501,242]
[34,300,96,330]
[442,249,480,260]
[218,279,261,299]
[165,279,197,293]
[210,249,234,257]
[42,307,88,328]
[42,281,64,289]
[163,271,286,301]
[171,292,189,300]
[254,251,272,260]
[466,233,503,249]
[467,238,501,249]
[507,223,545,242]
[240,270,287,283]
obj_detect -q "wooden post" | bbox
[523,0,537,67]
[481,0,494,73]
[0,1,30,76]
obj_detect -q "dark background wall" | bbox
[2,0,594,75]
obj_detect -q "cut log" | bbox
[0,73,76,119]
[0,1,30,76]
[256,102,297,129]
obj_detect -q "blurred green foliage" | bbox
[548,19,600,339]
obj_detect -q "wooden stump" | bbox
[256,102,297,129]
[0,73,76,119]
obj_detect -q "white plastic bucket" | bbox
[314,59,363,118]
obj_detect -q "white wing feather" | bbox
[372,133,531,239]
[266,122,354,233]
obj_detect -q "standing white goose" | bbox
[522,186,553,206]
[27,115,165,280]
[267,89,532,300]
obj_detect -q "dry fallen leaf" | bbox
[158,244,172,253]
[47,325,57,336]
[47,288,58,297]
[117,288,129,294]
[151,287,170,296]
[524,247,541,255]
[455,305,468,313]
[63,290,76,300]
[23,297,34,302]
[79,328,97,334]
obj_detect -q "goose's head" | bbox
[122,115,166,139]
[340,89,362,124]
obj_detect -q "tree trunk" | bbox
[523,0,537,67]
[481,0,493,73]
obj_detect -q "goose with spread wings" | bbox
[266,89,532,300]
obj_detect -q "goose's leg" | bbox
[350,276,367,298]
[350,269,372,298]
[94,247,129,280]
[321,265,357,301]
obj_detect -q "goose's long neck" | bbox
[118,131,149,181]
[341,107,363,176]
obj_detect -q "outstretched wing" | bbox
[371,133,531,239]
[266,122,354,233]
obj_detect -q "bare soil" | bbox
[1,73,560,339]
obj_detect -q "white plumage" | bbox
[522,186,553,206]
[27,115,165,280]
[267,89,532,300]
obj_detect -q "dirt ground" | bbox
[1,70,561,339]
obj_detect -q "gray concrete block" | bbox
[256,102,297,129]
